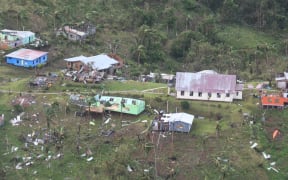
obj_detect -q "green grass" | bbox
[216,25,280,50]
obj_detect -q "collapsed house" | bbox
[29,73,58,88]
[56,23,96,41]
[175,70,243,102]
[0,29,36,50]
[63,54,122,83]
[275,72,288,90]
[70,94,146,115]
[152,112,194,133]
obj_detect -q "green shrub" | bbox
[180,101,190,110]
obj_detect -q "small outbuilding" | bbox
[153,112,194,133]
[5,48,48,67]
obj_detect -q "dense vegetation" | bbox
[0,0,287,80]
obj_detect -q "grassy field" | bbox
[0,65,288,179]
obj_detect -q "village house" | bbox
[56,23,96,41]
[261,94,288,109]
[175,70,243,102]
[0,29,35,50]
[152,112,194,133]
[275,72,288,89]
[64,54,121,75]
[5,48,48,68]
[70,94,146,115]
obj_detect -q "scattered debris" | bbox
[89,121,95,126]
[87,157,93,162]
[10,115,22,126]
[262,152,271,159]
[0,114,4,126]
[250,142,258,149]
[127,164,133,172]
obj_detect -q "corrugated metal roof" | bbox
[81,54,119,70]
[1,29,34,38]
[169,112,194,125]
[64,55,87,62]
[175,72,237,93]
[5,48,48,61]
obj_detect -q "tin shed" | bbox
[168,113,194,133]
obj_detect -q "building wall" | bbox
[6,54,47,67]
[169,121,191,132]
[233,91,243,100]
[22,34,35,45]
[176,90,235,102]
[66,61,83,71]
[277,81,287,89]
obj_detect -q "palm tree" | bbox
[136,45,145,65]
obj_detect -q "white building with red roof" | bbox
[175,71,243,102]
[5,48,48,68]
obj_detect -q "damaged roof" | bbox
[1,29,35,38]
[81,54,119,70]
[175,72,239,93]
[64,55,87,62]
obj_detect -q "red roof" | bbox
[261,95,287,107]
[5,48,48,61]
[175,72,239,93]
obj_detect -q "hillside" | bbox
[1,1,288,179]
[0,0,287,79]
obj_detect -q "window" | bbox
[121,99,126,103]
[190,91,193,96]
[236,91,239,96]
[17,60,19,64]
[181,91,184,96]
[198,92,202,97]
[109,98,114,101]
[226,93,230,97]
[217,93,221,98]
[132,100,136,105]
[208,92,211,97]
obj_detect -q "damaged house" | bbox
[175,70,243,102]
[90,95,146,115]
[56,23,96,41]
[64,54,122,82]
[0,29,35,50]
[70,94,145,115]
[5,48,48,68]
[275,72,288,90]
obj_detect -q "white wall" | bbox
[233,91,243,100]
[176,91,235,102]
[277,82,287,89]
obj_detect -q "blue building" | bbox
[5,48,48,67]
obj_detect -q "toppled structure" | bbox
[56,23,96,41]
[63,54,123,83]
[0,29,35,50]
[69,94,146,115]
